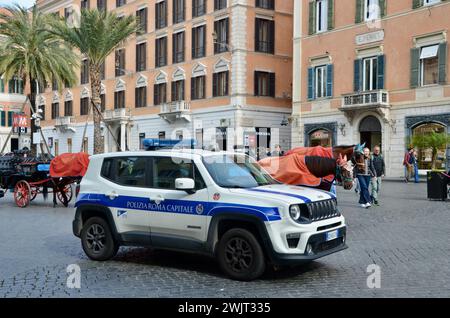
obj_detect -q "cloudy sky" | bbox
[0,0,36,8]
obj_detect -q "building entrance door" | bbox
[359,115,382,151]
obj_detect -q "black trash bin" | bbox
[427,171,448,201]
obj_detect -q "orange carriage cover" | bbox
[50,153,90,178]
[259,146,335,186]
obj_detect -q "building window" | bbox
[362,56,378,91]
[156,1,168,29]
[51,77,58,91]
[213,71,229,97]
[255,18,275,54]
[82,137,88,153]
[158,131,166,140]
[81,0,90,9]
[65,100,73,116]
[192,25,206,59]
[173,32,185,64]
[214,18,229,54]
[256,0,274,10]
[8,77,24,94]
[316,0,328,33]
[171,80,185,101]
[67,138,72,153]
[80,98,89,115]
[191,76,206,100]
[114,91,125,109]
[115,49,126,77]
[254,71,275,97]
[97,0,106,11]
[173,0,185,24]
[214,0,227,10]
[154,83,167,105]
[193,0,206,17]
[64,7,72,22]
[100,94,106,112]
[314,65,327,98]
[364,0,380,21]
[136,8,148,34]
[156,37,167,67]
[412,122,447,170]
[81,59,89,84]
[136,42,147,72]
[39,105,46,121]
[135,86,147,108]
[116,0,126,8]
[420,45,439,86]
[51,103,59,119]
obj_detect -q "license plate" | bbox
[326,229,339,242]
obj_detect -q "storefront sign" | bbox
[13,114,28,128]
[355,30,384,46]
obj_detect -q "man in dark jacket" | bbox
[371,146,385,205]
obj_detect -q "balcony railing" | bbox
[160,101,191,114]
[341,90,389,109]
[159,101,191,123]
[55,116,74,127]
[103,108,131,121]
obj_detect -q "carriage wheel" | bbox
[57,184,73,207]
[30,189,38,202]
[14,180,31,208]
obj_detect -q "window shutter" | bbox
[412,0,423,9]
[155,39,160,66]
[326,64,333,97]
[328,0,334,30]
[181,80,185,100]
[192,29,195,58]
[171,82,176,101]
[308,1,316,35]
[254,71,259,96]
[154,85,159,105]
[203,76,206,98]
[172,33,176,63]
[307,67,314,100]
[144,8,148,33]
[438,42,447,85]
[191,77,195,99]
[0,111,5,126]
[225,72,229,95]
[410,47,420,88]
[269,20,275,54]
[355,0,363,23]
[269,73,276,97]
[255,18,260,51]
[213,73,218,97]
[7,111,13,127]
[379,0,386,18]
[0,79,3,92]
[377,55,385,89]
[354,59,362,92]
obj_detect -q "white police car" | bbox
[73,140,347,281]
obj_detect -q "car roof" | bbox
[89,149,248,160]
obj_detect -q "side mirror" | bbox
[175,178,196,194]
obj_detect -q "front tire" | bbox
[217,228,266,281]
[81,217,118,261]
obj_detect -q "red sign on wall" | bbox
[13,114,28,128]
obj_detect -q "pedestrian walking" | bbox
[271,144,285,157]
[370,146,385,205]
[403,147,414,183]
[412,150,420,183]
[353,147,376,209]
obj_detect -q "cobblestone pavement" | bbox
[0,182,449,298]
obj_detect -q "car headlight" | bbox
[289,205,301,221]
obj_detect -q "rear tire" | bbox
[217,228,266,281]
[81,217,118,261]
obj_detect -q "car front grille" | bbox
[301,199,340,222]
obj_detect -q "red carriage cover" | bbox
[50,153,90,178]
[258,146,335,187]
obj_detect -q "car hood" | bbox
[229,184,335,205]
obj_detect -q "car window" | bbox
[113,157,148,187]
[101,158,114,181]
[152,157,206,190]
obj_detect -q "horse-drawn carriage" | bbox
[0,150,89,208]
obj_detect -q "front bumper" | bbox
[269,227,347,265]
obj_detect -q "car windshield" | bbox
[202,154,278,189]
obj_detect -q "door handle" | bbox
[106,191,119,200]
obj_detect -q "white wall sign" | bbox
[355,30,385,46]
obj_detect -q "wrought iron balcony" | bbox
[341,90,389,110]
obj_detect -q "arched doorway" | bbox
[359,115,382,151]
[412,122,447,170]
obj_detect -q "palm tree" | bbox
[412,131,450,170]
[51,9,138,154]
[0,5,78,155]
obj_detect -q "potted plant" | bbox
[412,131,450,200]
